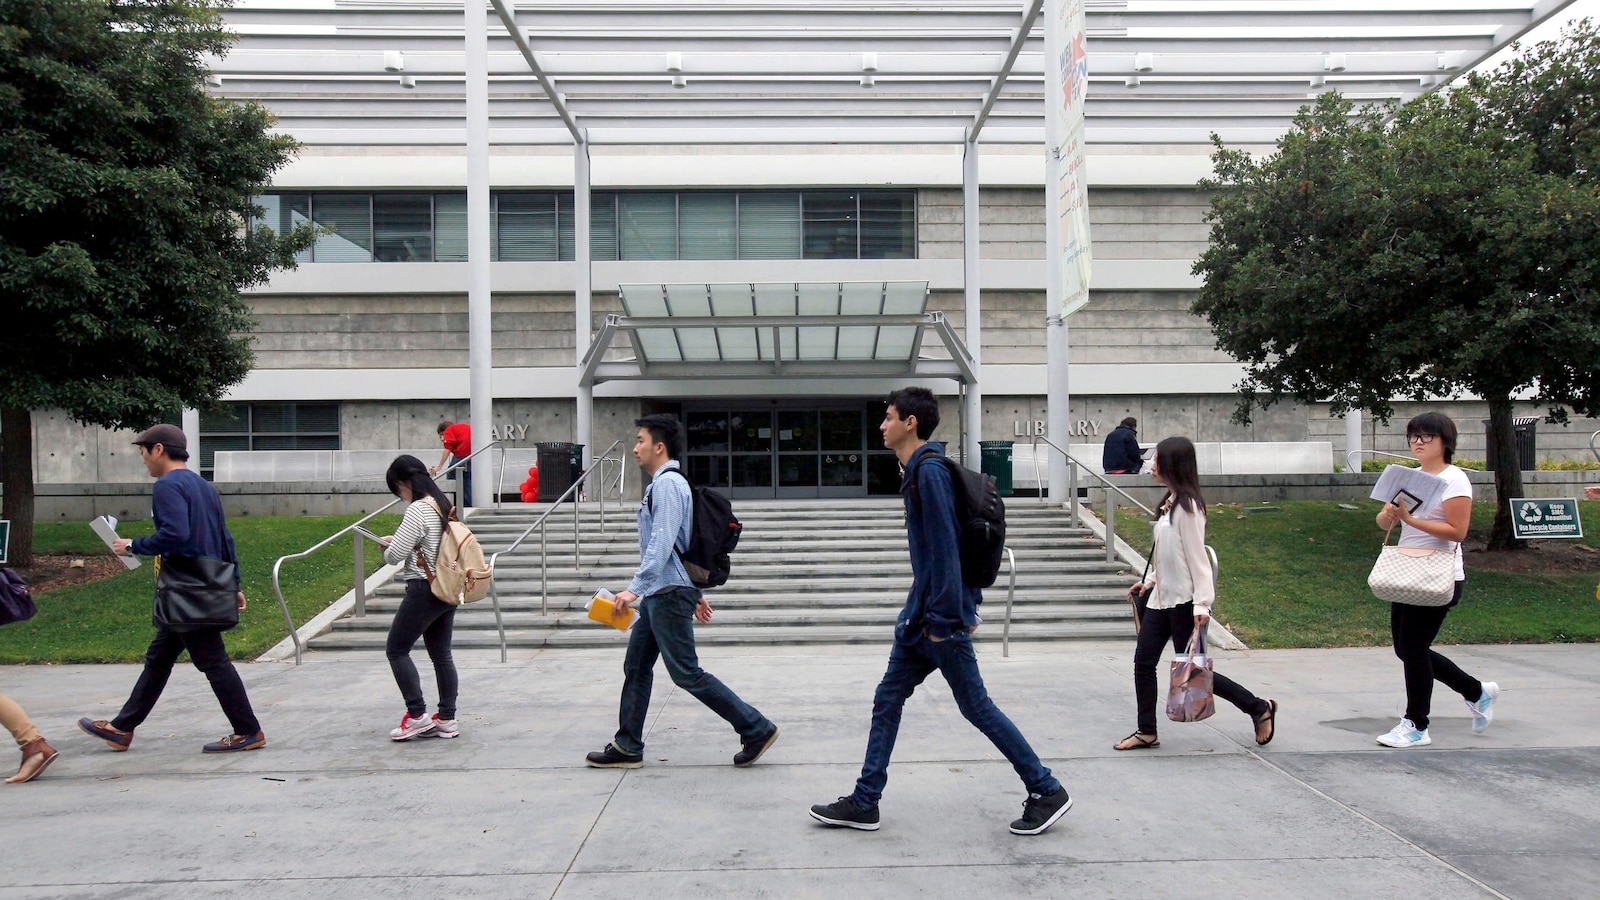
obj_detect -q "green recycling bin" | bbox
[979,440,1014,496]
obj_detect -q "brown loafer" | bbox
[203,731,267,753]
[6,738,59,784]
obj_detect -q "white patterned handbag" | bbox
[1367,525,1457,606]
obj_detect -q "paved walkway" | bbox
[3,640,1597,899]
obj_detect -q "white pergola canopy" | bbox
[584,282,977,385]
[212,1,1577,148]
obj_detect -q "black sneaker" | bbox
[809,796,881,831]
[1009,787,1072,835]
[733,726,780,767]
[584,742,644,769]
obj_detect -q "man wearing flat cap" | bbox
[77,424,266,754]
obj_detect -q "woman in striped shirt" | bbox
[379,455,460,741]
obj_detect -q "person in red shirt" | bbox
[431,421,473,505]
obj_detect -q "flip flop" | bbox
[1254,700,1278,746]
[1113,731,1160,751]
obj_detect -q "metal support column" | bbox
[962,138,983,465]
[465,0,493,508]
[1043,0,1069,504]
[574,141,594,471]
[181,408,200,472]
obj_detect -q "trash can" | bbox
[536,442,585,501]
[1482,417,1537,472]
[979,440,1015,497]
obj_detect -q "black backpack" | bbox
[648,468,743,589]
[907,451,1007,589]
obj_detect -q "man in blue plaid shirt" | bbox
[584,414,779,769]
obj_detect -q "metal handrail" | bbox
[1028,434,1156,518]
[485,439,625,656]
[1589,431,1600,464]
[1346,449,1415,474]
[999,546,1018,658]
[268,441,500,666]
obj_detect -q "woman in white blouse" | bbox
[1115,437,1277,751]
[1372,413,1497,749]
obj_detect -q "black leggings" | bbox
[386,578,458,720]
[1133,603,1269,736]
[1390,582,1481,731]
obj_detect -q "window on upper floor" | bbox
[252,189,916,261]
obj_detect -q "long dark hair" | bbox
[385,454,454,522]
[1153,436,1206,517]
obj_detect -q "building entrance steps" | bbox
[307,499,1138,653]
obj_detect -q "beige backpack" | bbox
[416,501,493,605]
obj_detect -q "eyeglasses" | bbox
[1406,433,1438,445]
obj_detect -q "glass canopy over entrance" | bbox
[582,282,976,385]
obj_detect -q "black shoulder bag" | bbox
[154,555,240,632]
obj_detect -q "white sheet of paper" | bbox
[1370,465,1448,513]
[90,515,141,569]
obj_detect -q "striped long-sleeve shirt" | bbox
[384,499,444,581]
[628,461,695,599]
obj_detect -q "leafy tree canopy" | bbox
[1192,20,1600,549]
[0,0,312,429]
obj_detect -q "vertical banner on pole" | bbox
[1054,0,1092,317]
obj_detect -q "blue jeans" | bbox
[852,631,1059,806]
[613,586,773,755]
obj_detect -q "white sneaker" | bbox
[1466,682,1499,733]
[427,715,459,739]
[1376,718,1431,749]
[389,711,436,741]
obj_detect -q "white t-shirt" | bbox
[1398,464,1472,581]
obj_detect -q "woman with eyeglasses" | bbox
[1114,436,1277,752]
[1373,413,1499,748]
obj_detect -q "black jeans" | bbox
[1133,603,1268,736]
[1391,582,1480,731]
[386,578,458,719]
[112,627,260,736]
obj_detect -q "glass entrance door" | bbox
[688,405,873,499]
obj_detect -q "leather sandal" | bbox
[1113,732,1160,751]
[6,737,59,784]
[1253,700,1278,746]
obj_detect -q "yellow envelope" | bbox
[587,592,633,630]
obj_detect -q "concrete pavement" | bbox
[3,640,1597,899]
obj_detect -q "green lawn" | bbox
[0,515,399,664]
[1113,499,1600,648]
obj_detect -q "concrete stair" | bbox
[307,498,1137,652]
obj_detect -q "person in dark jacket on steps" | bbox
[1103,417,1144,474]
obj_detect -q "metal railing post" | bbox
[1067,459,1079,527]
[540,527,549,617]
[1000,547,1017,658]
[353,530,366,617]
[573,482,581,568]
[1105,492,1117,563]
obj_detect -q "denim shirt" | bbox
[897,443,981,643]
[628,460,695,599]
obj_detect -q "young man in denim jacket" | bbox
[584,414,779,769]
[810,387,1071,835]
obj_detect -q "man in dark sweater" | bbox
[78,425,266,754]
[1102,417,1144,474]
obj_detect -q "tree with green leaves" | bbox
[1193,21,1600,551]
[0,0,313,565]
